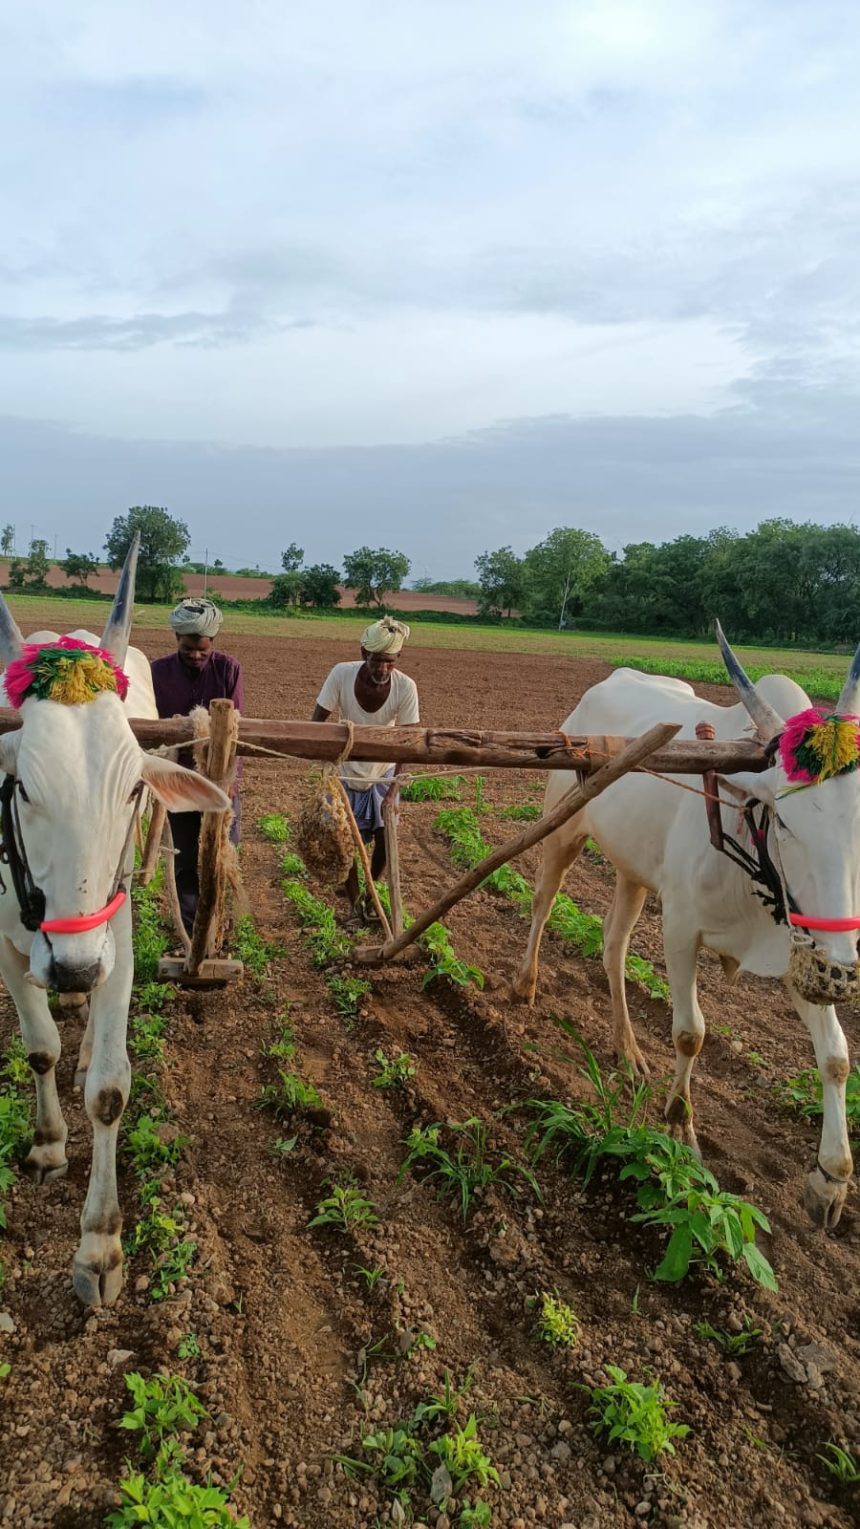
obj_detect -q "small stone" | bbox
[635,1504,651,1519]
[726,1362,742,1383]
[778,1344,808,1384]
[107,1348,135,1368]
[550,1441,572,1463]
[0,1312,16,1334]
[134,1275,150,1294]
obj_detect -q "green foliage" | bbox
[775,1064,860,1131]
[421,921,485,990]
[694,1319,762,1356]
[132,876,169,982]
[105,1471,249,1528]
[60,548,100,586]
[459,1502,492,1528]
[232,916,279,976]
[400,1117,540,1221]
[309,1180,379,1232]
[129,1010,169,1066]
[0,1361,10,1381]
[372,1049,416,1089]
[125,1115,188,1178]
[279,852,307,879]
[400,774,466,802]
[264,1018,297,1060]
[533,1291,579,1348]
[177,1332,201,1360]
[586,1365,689,1462]
[817,1442,860,1484]
[522,526,609,627]
[499,802,541,822]
[327,973,371,1017]
[1,1036,30,1088]
[258,1070,322,1119]
[341,1396,499,1521]
[8,538,50,590]
[343,545,411,607]
[104,506,190,603]
[297,563,343,608]
[150,1241,197,1302]
[475,545,525,620]
[429,1415,501,1494]
[118,1371,206,1458]
[269,1135,298,1159]
[282,879,351,964]
[257,812,291,842]
[355,1264,385,1291]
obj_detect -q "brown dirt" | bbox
[1,636,859,1529]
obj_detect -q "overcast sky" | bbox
[1,1,859,576]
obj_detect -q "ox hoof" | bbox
[618,1044,650,1081]
[510,976,536,1007]
[21,1146,68,1184]
[803,1168,848,1231]
[72,1252,124,1309]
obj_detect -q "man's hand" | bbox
[382,779,400,810]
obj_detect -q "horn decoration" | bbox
[100,531,141,667]
[715,620,784,741]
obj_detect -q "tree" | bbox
[8,538,50,591]
[60,548,100,587]
[213,558,224,571]
[0,525,14,557]
[299,564,342,607]
[281,542,304,573]
[474,546,525,619]
[523,527,609,628]
[342,546,411,607]
[268,572,303,608]
[104,506,190,602]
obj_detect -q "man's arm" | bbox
[383,683,421,800]
[227,660,245,713]
[311,703,331,722]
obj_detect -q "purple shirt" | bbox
[151,650,244,779]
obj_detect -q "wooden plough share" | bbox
[0,703,766,985]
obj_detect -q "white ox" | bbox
[0,539,229,1305]
[513,628,860,1230]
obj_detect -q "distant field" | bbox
[4,590,849,695]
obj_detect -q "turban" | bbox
[361,616,411,655]
[168,598,223,637]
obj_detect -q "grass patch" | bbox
[233,915,280,977]
[400,774,466,802]
[400,1116,540,1221]
[131,870,169,982]
[257,812,291,842]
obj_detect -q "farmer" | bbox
[151,597,244,935]
[312,616,419,923]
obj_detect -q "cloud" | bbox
[0,309,309,351]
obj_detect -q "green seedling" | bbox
[125,1114,188,1177]
[257,812,291,842]
[695,1319,762,1356]
[775,1064,860,1131]
[150,1240,197,1302]
[131,876,169,982]
[327,973,372,1017]
[106,1472,250,1528]
[258,1070,322,1119]
[134,981,173,1013]
[1,1036,30,1088]
[500,802,541,822]
[279,851,307,879]
[412,1370,474,1428]
[421,921,485,990]
[400,1117,539,1221]
[459,1503,492,1528]
[533,1291,579,1348]
[355,1264,386,1291]
[119,1371,207,1458]
[372,1049,416,1089]
[269,1135,299,1159]
[177,1332,201,1360]
[309,1180,379,1233]
[586,1365,689,1462]
[429,1414,500,1494]
[282,880,351,964]
[817,1442,860,1484]
[233,916,280,976]
[401,774,465,802]
[264,1019,297,1060]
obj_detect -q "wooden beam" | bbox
[0,707,770,774]
[355,721,680,966]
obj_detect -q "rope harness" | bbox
[0,775,144,935]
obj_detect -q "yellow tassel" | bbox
[806,718,860,782]
[47,654,118,706]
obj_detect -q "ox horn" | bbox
[100,531,140,667]
[837,641,860,716]
[0,590,24,668]
[715,620,784,741]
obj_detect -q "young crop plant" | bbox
[421,921,485,990]
[233,915,280,977]
[125,1114,189,1178]
[257,811,291,842]
[119,1371,207,1459]
[586,1366,689,1462]
[258,1069,322,1120]
[400,774,466,802]
[128,1009,169,1066]
[817,1442,860,1485]
[372,1048,416,1089]
[500,802,542,822]
[775,1064,860,1132]
[264,1017,297,1060]
[459,1503,492,1528]
[279,851,308,879]
[429,1414,501,1496]
[1,1036,30,1088]
[177,1332,201,1360]
[282,879,351,964]
[309,1179,379,1233]
[400,1117,540,1221]
[106,1472,250,1528]
[695,1319,762,1357]
[327,972,372,1017]
[533,1291,579,1348]
[269,1134,299,1159]
[131,873,170,982]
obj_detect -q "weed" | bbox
[327,973,372,1017]
[125,1114,188,1177]
[372,1049,416,1089]
[258,1070,322,1120]
[309,1180,379,1233]
[233,916,279,977]
[586,1365,689,1462]
[533,1291,578,1348]
[269,1135,299,1158]
[500,803,541,822]
[817,1442,860,1484]
[695,1319,762,1356]
[257,812,291,842]
[280,851,308,879]
[401,775,466,802]
[1,1036,30,1088]
[119,1371,207,1458]
[106,1472,249,1528]
[177,1332,201,1360]
[400,1117,540,1221]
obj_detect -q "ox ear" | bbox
[0,592,24,668]
[141,754,232,815]
[100,532,140,668]
[0,730,21,777]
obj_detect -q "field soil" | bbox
[1,631,859,1529]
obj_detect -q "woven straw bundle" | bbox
[788,937,860,1006]
[295,772,355,884]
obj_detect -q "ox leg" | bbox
[662,931,704,1152]
[0,937,68,1181]
[785,985,852,1230]
[512,823,585,1004]
[73,1006,94,1091]
[603,876,649,1077]
[73,925,133,1308]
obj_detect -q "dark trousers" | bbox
[169,798,241,936]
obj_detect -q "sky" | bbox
[1,0,859,577]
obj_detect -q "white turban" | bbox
[361,616,411,655]
[168,598,223,637]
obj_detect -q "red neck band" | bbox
[789,911,860,933]
[40,889,127,935]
